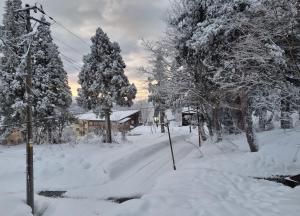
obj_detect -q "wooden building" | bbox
[73,110,141,137]
[1,129,25,145]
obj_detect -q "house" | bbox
[0,116,25,145]
[1,129,25,145]
[73,110,141,137]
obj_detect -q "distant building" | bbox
[0,116,25,145]
[73,110,141,137]
[182,107,197,126]
[1,129,25,145]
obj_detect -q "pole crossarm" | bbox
[30,16,50,26]
[15,6,38,12]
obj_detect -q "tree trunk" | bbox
[213,105,222,142]
[281,96,292,129]
[200,120,207,141]
[236,110,245,132]
[258,108,267,131]
[206,114,214,137]
[48,127,52,144]
[160,110,165,133]
[223,108,235,134]
[105,110,112,143]
[241,92,258,152]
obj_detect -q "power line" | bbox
[60,52,82,68]
[53,35,84,54]
[60,54,82,72]
[53,21,90,47]
[34,3,91,48]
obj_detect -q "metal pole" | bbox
[25,4,34,214]
[188,106,191,133]
[197,107,201,147]
[165,123,176,170]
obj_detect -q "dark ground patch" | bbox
[255,174,300,188]
[107,195,142,203]
[127,133,142,136]
[38,191,67,198]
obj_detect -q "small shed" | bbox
[182,107,197,126]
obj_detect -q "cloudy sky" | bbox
[0,0,170,100]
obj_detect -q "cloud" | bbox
[0,0,170,100]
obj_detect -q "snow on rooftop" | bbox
[118,117,131,124]
[77,110,140,122]
[182,107,197,114]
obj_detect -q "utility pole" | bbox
[25,4,34,213]
[15,4,50,214]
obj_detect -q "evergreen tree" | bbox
[31,16,72,143]
[77,27,136,143]
[0,0,27,136]
[147,49,168,133]
[167,0,297,152]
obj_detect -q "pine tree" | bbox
[167,0,294,152]
[77,27,136,143]
[147,49,168,133]
[0,0,27,137]
[31,16,72,143]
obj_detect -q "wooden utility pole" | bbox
[24,4,34,213]
[16,4,50,214]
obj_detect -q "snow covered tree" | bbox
[77,27,136,143]
[146,49,169,133]
[167,0,225,142]
[31,16,72,143]
[0,0,27,137]
[263,0,300,129]
[166,0,300,151]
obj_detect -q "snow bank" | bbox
[0,195,32,216]
[106,127,300,216]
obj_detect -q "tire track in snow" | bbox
[66,134,195,199]
[105,135,194,193]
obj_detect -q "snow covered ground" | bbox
[0,124,300,216]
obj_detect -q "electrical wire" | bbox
[34,2,90,48]
[53,35,84,54]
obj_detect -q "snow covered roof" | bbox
[119,117,131,124]
[77,110,140,122]
[182,107,197,114]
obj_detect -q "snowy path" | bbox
[66,134,195,199]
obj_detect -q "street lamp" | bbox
[153,116,159,127]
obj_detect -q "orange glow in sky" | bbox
[69,79,148,101]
